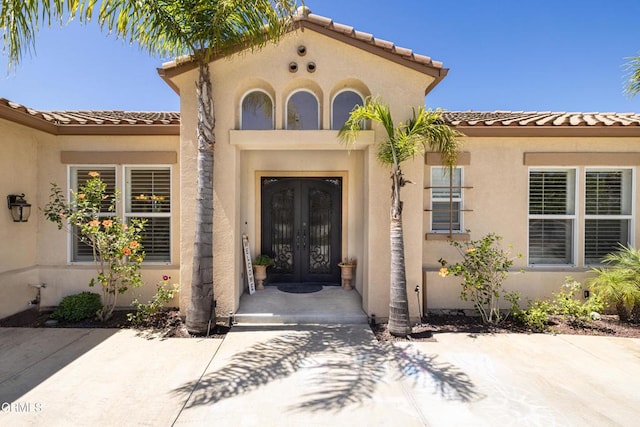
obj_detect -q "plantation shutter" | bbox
[585,170,631,264]
[126,168,171,262]
[71,167,117,262]
[528,170,575,265]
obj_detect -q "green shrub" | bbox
[588,244,640,322]
[512,278,604,332]
[52,292,102,322]
[513,299,553,333]
[127,278,179,326]
[439,233,522,325]
[552,278,603,324]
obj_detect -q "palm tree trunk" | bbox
[388,166,411,337]
[186,62,215,334]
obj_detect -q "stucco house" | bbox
[2,9,639,322]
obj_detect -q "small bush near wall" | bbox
[51,292,103,323]
[439,233,522,325]
[513,278,604,332]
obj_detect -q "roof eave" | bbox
[454,125,640,138]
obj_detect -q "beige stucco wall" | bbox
[36,134,181,309]
[423,136,640,310]
[173,27,435,321]
[0,118,41,317]
[0,115,181,319]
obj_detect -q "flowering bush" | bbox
[127,275,179,326]
[439,233,522,324]
[44,172,146,321]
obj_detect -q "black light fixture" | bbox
[7,194,31,222]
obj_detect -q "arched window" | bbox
[332,90,364,130]
[241,91,274,130]
[286,91,319,130]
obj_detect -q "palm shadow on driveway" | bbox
[173,325,483,413]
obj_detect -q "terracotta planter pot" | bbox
[253,265,268,290]
[338,263,356,290]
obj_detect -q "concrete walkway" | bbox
[1,325,639,426]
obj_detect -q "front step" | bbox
[234,286,368,325]
[233,312,368,325]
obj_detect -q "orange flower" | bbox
[122,248,132,256]
[129,241,139,249]
[466,248,476,254]
[438,267,449,277]
[77,193,86,200]
[88,171,100,178]
[102,219,113,227]
[121,224,128,230]
[89,220,100,227]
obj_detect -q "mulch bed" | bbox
[4,309,639,342]
[373,314,640,342]
[0,307,230,339]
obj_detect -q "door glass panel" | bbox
[270,188,295,273]
[308,188,332,274]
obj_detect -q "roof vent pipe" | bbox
[289,62,298,73]
[307,62,316,73]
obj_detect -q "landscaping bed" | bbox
[372,313,640,342]
[0,307,230,339]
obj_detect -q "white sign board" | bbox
[242,233,256,295]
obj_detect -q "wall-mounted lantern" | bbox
[7,194,31,222]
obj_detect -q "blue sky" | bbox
[1,0,639,113]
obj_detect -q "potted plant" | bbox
[338,257,357,290]
[253,255,275,290]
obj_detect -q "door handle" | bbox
[296,231,300,249]
[302,230,307,249]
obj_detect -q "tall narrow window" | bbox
[430,167,463,233]
[332,90,364,130]
[126,167,171,262]
[584,169,632,264]
[241,91,273,130]
[528,169,576,265]
[70,167,117,262]
[286,91,319,130]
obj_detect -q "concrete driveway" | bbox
[1,325,639,426]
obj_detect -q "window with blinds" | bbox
[528,169,576,265]
[70,167,117,262]
[431,167,463,232]
[584,169,632,264]
[69,166,172,263]
[125,167,171,262]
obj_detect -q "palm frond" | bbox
[340,97,463,168]
[1,0,78,67]
[624,55,640,97]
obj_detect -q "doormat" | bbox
[276,283,324,294]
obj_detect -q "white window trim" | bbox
[330,88,365,130]
[67,164,173,265]
[239,89,275,130]
[583,167,635,266]
[527,167,578,267]
[285,89,320,130]
[430,166,464,233]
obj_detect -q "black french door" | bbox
[261,177,342,284]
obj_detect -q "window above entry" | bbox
[286,90,320,130]
[241,90,274,130]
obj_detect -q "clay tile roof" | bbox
[292,7,445,74]
[0,98,180,135]
[441,111,640,127]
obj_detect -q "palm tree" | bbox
[1,0,297,334]
[339,97,462,337]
